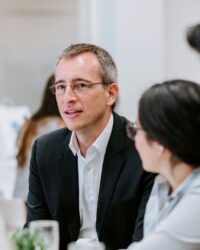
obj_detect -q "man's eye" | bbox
[56,84,65,90]
[77,83,89,89]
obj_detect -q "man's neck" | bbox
[76,112,112,157]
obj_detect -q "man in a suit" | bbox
[26,43,155,250]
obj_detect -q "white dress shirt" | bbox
[69,114,113,242]
[126,167,200,250]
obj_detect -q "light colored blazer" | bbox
[127,168,200,250]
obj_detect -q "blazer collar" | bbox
[96,113,127,233]
[58,131,80,239]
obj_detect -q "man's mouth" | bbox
[64,110,82,115]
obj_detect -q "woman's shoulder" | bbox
[157,178,200,241]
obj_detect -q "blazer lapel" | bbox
[96,113,126,234]
[58,133,80,239]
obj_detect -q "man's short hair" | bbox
[57,43,118,85]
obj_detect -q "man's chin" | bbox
[66,124,81,133]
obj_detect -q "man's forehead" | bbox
[55,54,101,80]
[59,52,99,65]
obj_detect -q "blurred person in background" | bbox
[125,79,200,250]
[187,23,200,53]
[13,74,65,200]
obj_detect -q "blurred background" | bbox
[1,0,200,118]
[1,0,200,197]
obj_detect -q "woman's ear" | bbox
[158,145,164,154]
[153,142,164,155]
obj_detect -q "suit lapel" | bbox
[58,132,80,239]
[96,113,126,233]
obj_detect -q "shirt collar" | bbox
[154,167,200,200]
[69,114,114,157]
[69,132,79,156]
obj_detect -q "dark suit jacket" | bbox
[26,112,155,250]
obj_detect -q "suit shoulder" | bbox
[113,112,131,128]
[36,127,70,144]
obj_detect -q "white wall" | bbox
[0,0,78,112]
[78,0,165,120]
[78,0,200,120]
[164,0,200,82]
[115,0,165,120]
[1,0,200,118]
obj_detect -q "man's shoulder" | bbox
[110,112,134,151]
[113,112,131,128]
[36,127,71,145]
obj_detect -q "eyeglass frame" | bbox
[126,121,143,140]
[49,80,108,96]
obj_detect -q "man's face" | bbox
[55,52,118,136]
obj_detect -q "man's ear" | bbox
[107,83,119,106]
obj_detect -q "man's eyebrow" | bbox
[54,79,65,85]
[73,78,91,82]
[54,78,92,84]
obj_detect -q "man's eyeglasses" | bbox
[126,122,143,140]
[50,80,105,96]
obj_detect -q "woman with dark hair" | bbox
[13,74,65,200]
[125,79,200,250]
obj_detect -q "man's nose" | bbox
[63,85,77,101]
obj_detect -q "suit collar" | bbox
[96,113,128,233]
[107,112,127,152]
[58,131,80,239]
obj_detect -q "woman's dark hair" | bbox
[17,74,61,167]
[138,79,200,167]
[32,74,59,120]
[186,24,200,53]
